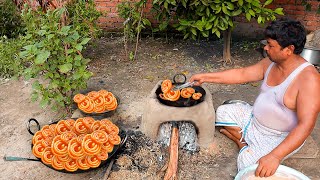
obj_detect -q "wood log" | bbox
[164,123,179,180]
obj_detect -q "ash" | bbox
[157,122,199,152]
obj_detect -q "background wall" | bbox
[95,0,320,37]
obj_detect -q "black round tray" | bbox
[27,118,127,173]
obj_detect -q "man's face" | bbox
[263,38,288,63]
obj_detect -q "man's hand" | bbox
[255,153,281,177]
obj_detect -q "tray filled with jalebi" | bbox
[73,89,119,117]
[27,117,127,173]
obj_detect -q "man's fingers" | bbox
[255,164,263,177]
[259,167,267,177]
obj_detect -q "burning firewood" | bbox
[164,123,179,180]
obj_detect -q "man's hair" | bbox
[264,18,306,54]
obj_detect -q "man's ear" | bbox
[286,45,295,55]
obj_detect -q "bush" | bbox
[0,37,25,78]
[0,0,24,38]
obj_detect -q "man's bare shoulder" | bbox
[297,65,320,93]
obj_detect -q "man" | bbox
[190,18,320,177]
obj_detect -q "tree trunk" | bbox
[164,123,179,180]
[223,28,232,64]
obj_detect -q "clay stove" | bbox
[141,80,216,149]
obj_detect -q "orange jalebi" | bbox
[74,90,118,113]
[163,89,181,101]
[102,142,114,153]
[76,157,90,170]
[90,121,101,133]
[91,130,108,144]
[41,147,54,165]
[68,138,85,159]
[55,120,72,135]
[60,131,77,144]
[32,141,47,158]
[86,155,101,168]
[51,155,64,170]
[51,136,68,156]
[32,131,44,145]
[64,158,78,172]
[32,117,121,172]
[192,92,202,100]
[96,148,108,161]
[108,134,121,145]
[73,94,86,104]
[181,87,195,98]
[74,118,89,135]
[82,134,101,155]
[161,79,172,94]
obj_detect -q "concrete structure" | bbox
[140,80,215,149]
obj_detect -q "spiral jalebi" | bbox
[82,134,101,155]
[90,121,101,133]
[105,124,119,135]
[74,118,89,135]
[60,131,77,144]
[82,117,95,129]
[68,138,85,159]
[55,120,72,135]
[91,130,108,144]
[94,105,105,113]
[102,142,114,153]
[56,154,72,162]
[48,124,57,136]
[192,92,202,100]
[96,148,108,161]
[181,88,195,98]
[87,91,100,100]
[103,93,117,111]
[161,79,172,94]
[32,131,44,145]
[51,155,64,170]
[78,97,95,113]
[41,147,54,165]
[51,136,68,156]
[73,94,86,104]
[108,134,121,145]
[86,155,101,168]
[32,117,122,172]
[32,141,47,158]
[76,157,90,170]
[74,90,118,113]
[163,89,181,101]
[64,158,78,172]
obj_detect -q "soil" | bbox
[0,36,319,180]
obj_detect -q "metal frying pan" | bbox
[155,73,206,107]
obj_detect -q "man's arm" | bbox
[255,68,320,177]
[190,58,271,86]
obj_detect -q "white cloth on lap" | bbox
[215,103,303,171]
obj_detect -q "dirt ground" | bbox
[0,36,319,180]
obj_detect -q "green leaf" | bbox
[274,8,284,15]
[208,15,217,22]
[80,38,91,45]
[205,23,213,30]
[60,26,71,35]
[245,13,251,21]
[35,51,50,65]
[249,9,255,16]
[58,63,73,73]
[215,30,221,38]
[264,0,272,6]
[183,33,190,39]
[176,25,187,31]
[191,28,197,35]
[48,34,54,39]
[257,16,262,23]
[238,0,243,6]
[211,27,217,33]
[226,2,235,10]
[75,44,83,51]
[142,19,152,26]
[201,31,209,37]
[232,9,242,16]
